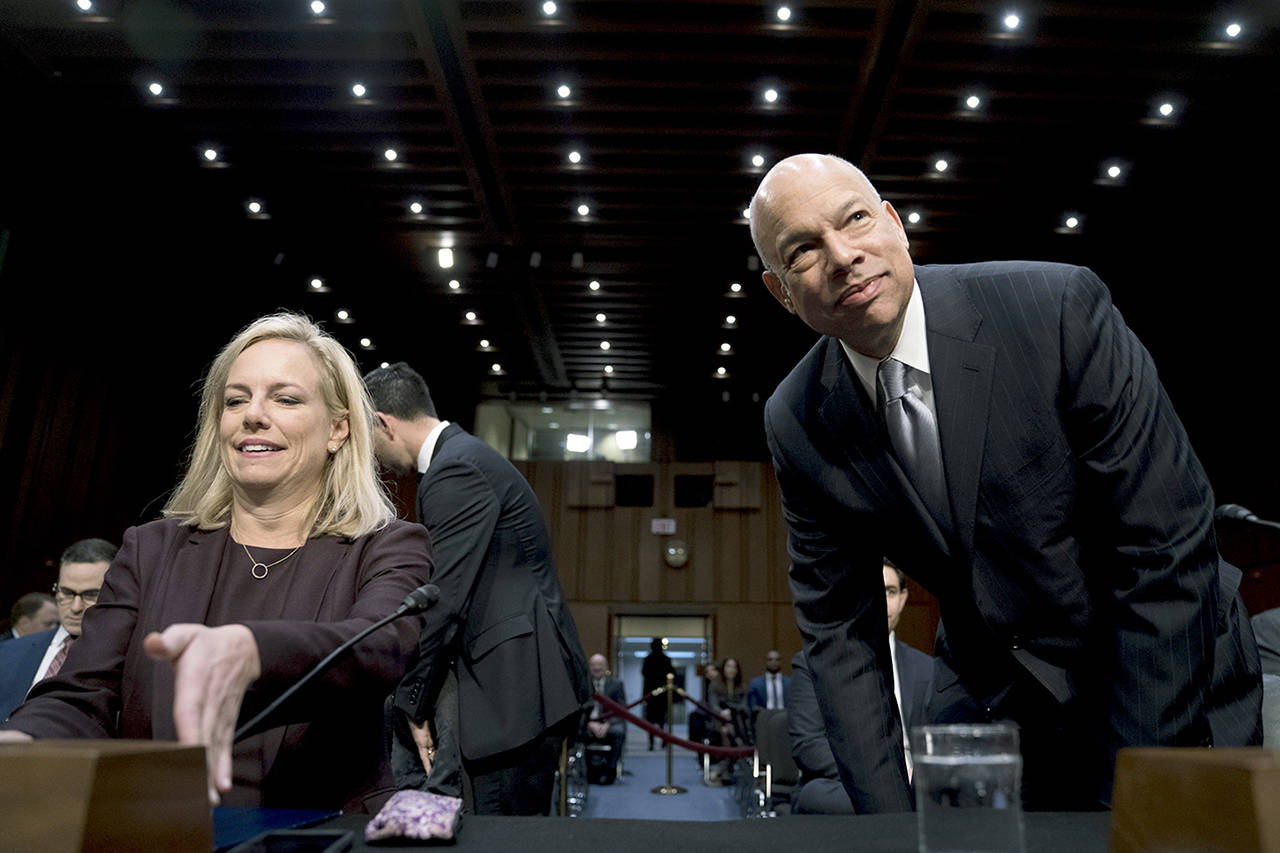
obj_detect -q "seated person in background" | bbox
[790,561,933,814]
[748,649,791,714]
[1,592,58,642]
[707,656,751,782]
[584,653,626,782]
[0,540,115,719]
[687,661,720,753]
[0,313,431,811]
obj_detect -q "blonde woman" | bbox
[0,313,431,811]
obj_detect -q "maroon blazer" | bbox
[3,517,431,810]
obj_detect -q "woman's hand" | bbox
[0,731,33,743]
[144,623,261,805]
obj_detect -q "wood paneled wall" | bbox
[513,459,939,674]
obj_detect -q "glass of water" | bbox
[911,723,1025,853]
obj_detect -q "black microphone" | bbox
[233,583,440,742]
[1214,504,1280,530]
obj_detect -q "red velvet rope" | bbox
[593,692,754,758]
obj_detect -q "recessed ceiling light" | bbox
[247,200,262,214]
[479,338,491,348]
[1158,102,1175,117]
[1225,22,1242,39]
[907,211,921,224]
[380,362,389,369]
[742,207,751,219]
[465,311,477,322]
[202,148,218,161]
[763,88,779,104]
[729,282,742,293]
[310,0,326,15]
[716,366,728,376]
[438,248,454,269]
[725,315,737,325]
[76,0,92,10]
[751,153,765,168]
[577,203,591,216]
[603,365,613,374]
[600,341,610,350]
[568,150,582,164]
[588,280,601,291]
[1064,215,1079,229]
[776,6,791,22]
[542,1,557,16]
[409,201,423,214]
[490,363,503,373]
[448,279,461,290]
[720,342,732,353]
[557,83,572,99]
[934,158,949,172]
[383,148,398,161]
[147,82,164,96]
[351,83,366,97]
[595,313,606,323]
[1106,164,1122,179]
[1003,12,1020,30]
[309,277,324,290]
[337,309,350,320]
[965,94,981,109]
[360,337,372,348]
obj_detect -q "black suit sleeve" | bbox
[763,409,911,813]
[787,653,839,781]
[397,455,502,723]
[1059,268,1220,753]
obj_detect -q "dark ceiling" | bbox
[1,1,1277,482]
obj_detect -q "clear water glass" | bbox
[911,723,1025,853]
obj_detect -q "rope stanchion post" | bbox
[558,737,569,816]
[651,672,687,795]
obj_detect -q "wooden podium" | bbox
[1110,747,1280,853]
[0,740,210,852]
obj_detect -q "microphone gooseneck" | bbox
[233,583,440,742]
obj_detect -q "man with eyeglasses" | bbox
[0,538,116,720]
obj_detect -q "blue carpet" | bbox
[583,747,742,821]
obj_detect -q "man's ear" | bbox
[763,271,795,314]
[375,412,394,437]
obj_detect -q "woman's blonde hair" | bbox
[163,312,394,539]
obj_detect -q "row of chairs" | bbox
[743,708,799,818]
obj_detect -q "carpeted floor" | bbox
[583,726,743,821]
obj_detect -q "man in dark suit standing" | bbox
[747,649,791,713]
[364,363,589,816]
[0,539,116,719]
[750,153,1262,813]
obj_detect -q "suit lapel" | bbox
[920,268,995,558]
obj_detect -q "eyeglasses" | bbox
[52,585,100,605]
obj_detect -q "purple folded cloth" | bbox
[365,790,463,843]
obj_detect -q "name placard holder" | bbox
[1110,747,1280,853]
[0,740,210,853]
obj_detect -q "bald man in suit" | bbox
[752,153,1262,813]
